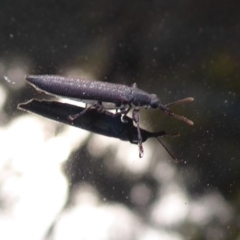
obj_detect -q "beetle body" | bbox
[25,75,194,157]
[26,75,161,110]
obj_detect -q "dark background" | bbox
[0,0,240,239]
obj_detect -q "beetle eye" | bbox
[150,94,159,108]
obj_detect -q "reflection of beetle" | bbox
[18,100,179,161]
[26,75,194,157]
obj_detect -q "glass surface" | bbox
[0,1,239,239]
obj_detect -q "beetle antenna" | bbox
[156,137,179,163]
[158,105,194,125]
[158,97,194,125]
[168,111,194,125]
[165,97,194,107]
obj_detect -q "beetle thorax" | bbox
[131,89,160,108]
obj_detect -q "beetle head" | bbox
[150,94,160,108]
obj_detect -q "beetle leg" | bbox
[69,103,102,120]
[112,105,131,122]
[132,109,144,158]
[120,105,131,123]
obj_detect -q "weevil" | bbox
[18,99,179,161]
[26,75,194,157]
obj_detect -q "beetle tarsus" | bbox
[119,105,131,123]
[121,115,129,123]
